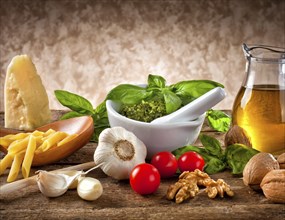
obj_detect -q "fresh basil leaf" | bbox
[207,109,231,132]
[170,80,224,105]
[147,74,166,88]
[225,144,259,175]
[172,145,208,160]
[199,134,223,159]
[162,89,182,114]
[60,111,85,120]
[204,157,227,174]
[54,90,95,115]
[92,101,110,142]
[94,101,107,115]
[106,84,152,104]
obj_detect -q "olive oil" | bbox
[232,85,285,154]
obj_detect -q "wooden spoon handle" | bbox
[0,127,26,136]
[0,177,36,195]
[0,161,96,196]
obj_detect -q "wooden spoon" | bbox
[0,116,94,166]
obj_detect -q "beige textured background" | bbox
[0,0,284,111]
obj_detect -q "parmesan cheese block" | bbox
[4,55,51,130]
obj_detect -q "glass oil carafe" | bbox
[232,43,285,154]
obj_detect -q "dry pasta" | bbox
[7,152,25,182]
[0,129,77,182]
[57,134,78,147]
[0,153,14,175]
[8,136,30,155]
[22,135,37,178]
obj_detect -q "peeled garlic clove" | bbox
[77,177,103,201]
[36,170,83,197]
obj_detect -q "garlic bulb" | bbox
[77,177,103,201]
[94,127,147,180]
[36,170,83,197]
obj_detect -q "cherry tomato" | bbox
[178,151,205,172]
[150,151,178,178]
[130,163,160,195]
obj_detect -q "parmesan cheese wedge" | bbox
[4,55,51,130]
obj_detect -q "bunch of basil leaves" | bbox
[173,134,259,175]
[55,74,230,141]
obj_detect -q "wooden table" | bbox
[0,111,284,220]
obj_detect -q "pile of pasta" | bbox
[0,129,78,182]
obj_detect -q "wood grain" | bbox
[1,111,284,220]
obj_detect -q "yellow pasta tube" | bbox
[7,152,25,182]
[32,130,44,137]
[57,134,78,146]
[35,142,47,153]
[0,137,14,147]
[9,133,30,140]
[22,135,37,178]
[43,131,68,149]
[43,129,56,137]
[0,153,14,175]
[8,136,29,155]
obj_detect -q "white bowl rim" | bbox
[106,99,206,127]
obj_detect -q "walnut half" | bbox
[166,169,234,204]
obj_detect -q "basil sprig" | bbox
[54,74,231,142]
[54,90,109,142]
[107,74,224,115]
[173,134,259,175]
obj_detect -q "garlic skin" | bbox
[53,170,82,189]
[36,170,83,197]
[94,127,147,180]
[77,177,103,201]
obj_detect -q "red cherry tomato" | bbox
[178,151,205,172]
[130,163,160,195]
[150,151,178,178]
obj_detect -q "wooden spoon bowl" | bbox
[0,116,94,166]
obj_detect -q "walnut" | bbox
[243,153,280,190]
[277,153,285,169]
[260,169,285,204]
[224,125,252,148]
[166,179,200,204]
[166,169,234,203]
[204,178,234,199]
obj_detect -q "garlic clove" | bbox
[77,177,103,201]
[53,170,83,189]
[36,170,83,197]
[94,127,147,180]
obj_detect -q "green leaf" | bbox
[199,134,223,159]
[54,90,94,115]
[106,84,152,104]
[204,157,227,174]
[162,89,182,114]
[60,111,85,120]
[207,109,231,132]
[225,144,259,175]
[170,80,224,105]
[147,74,166,88]
[92,101,110,142]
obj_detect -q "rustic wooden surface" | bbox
[0,111,284,220]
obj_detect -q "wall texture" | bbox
[0,0,284,111]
